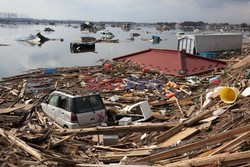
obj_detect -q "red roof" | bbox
[113,49,227,76]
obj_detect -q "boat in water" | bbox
[99,31,115,40]
[15,33,63,46]
[15,34,41,45]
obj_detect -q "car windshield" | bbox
[76,95,104,113]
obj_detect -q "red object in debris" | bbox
[213,79,220,85]
[142,68,149,73]
[165,92,176,98]
[113,49,227,76]
[104,64,111,70]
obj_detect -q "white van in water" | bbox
[41,90,106,129]
[99,31,115,40]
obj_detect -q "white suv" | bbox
[41,90,106,129]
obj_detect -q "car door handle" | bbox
[90,118,95,121]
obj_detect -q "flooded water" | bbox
[0,24,179,79]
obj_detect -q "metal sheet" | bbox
[113,49,227,76]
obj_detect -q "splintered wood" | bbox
[0,52,249,166]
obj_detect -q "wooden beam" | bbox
[163,151,250,167]
[156,108,215,143]
[19,80,27,98]
[76,165,151,167]
[160,128,199,147]
[53,123,173,136]
[134,124,250,163]
[209,131,250,156]
[0,128,43,161]
[0,105,26,114]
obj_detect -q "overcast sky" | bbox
[0,0,249,23]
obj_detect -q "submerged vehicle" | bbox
[70,42,95,53]
[99,31,115,40]
[41,90,107,128]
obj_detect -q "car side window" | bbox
[48,95,59,107]
[58,96,67,110]
[65,97,71,111]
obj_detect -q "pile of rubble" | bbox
[0,46,249,166]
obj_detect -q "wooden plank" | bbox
[157,123,185,144]
[134,124,250,163]
[0,128,43,161]
[209,131,250,156]
[0,105,26,114]
[157,107,215,143]
[199,116,218,123]
[160,128,199,147]
[173,97,184,114]
[231,55,250,69]
[163,151,250,167]
[186,105,195,117]
[19,80,27,98]
[53,122,173,136]
[76,165,150,167]
[93,145,129,152]
[101,149,151,158]
[50,134,75,148]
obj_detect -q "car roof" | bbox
[51,90,100,98]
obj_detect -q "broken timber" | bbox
[53,122,173,136]
[163,151,250,167]
[0,128,43,161]
[134,124,250,163]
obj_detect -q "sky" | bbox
[0,0,250,23]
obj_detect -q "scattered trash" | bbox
[122,101,152,122]
[213,108,227,116]
[119,117,132,126]
[103,134,119,146]
[104,63,111,70]
[241,87,250,97]
[109,95,119,102]
[142,68,149,73]
[209,76,221,85]
[140,133,147,140]
[0,49,249,166]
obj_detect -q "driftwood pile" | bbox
[0,46,249,166]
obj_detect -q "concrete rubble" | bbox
[0,43,249,166]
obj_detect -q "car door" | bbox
[75,96,95,126]
[88,95,106,123]
[56,95,72,124]
[76,95,105,126]
[43,94,60,120]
